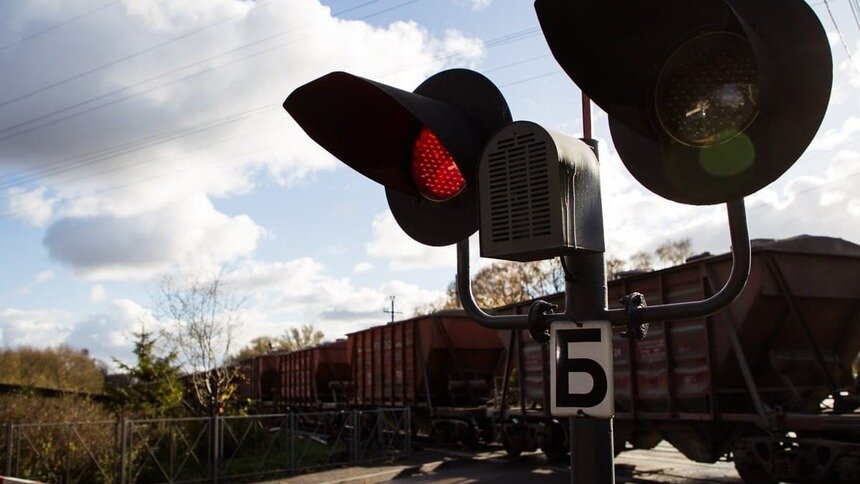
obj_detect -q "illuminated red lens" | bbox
[411,128,466,202]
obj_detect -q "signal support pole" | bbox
[565,250,615,484]
[565,91,614,484]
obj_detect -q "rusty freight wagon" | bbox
[346,311,506,445]
[279,340,351,408]
[236,354,281,404]
[489,235,860,483]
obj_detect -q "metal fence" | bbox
[2,408,410,483]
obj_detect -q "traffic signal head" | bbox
[535,0,832,205]
[284,69,511,246]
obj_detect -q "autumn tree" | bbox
[281,324,325,352]
[108,329,184,416]
[231,324,326,362]
[415,259,564,314]
[413,280,460,316]
[630,251,654,271]
[605,256,626,280]
[232,336,280,362]
[0,345,106,393]
[154,271,245,415]
[655,238,693,268]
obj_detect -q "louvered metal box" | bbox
[478,121,604,262]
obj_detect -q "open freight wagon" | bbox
[490,235,860,483]
[235,354,280,404]
[346,311,505,445]
[279,340,351,408]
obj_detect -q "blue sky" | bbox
[0,0,858,370]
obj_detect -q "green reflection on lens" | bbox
[698,132,755,177]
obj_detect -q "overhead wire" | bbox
[0,105,276,192]
[0,21,543,189]
[0,0,280,109]
[0,52,569,220]
[0,144,281,221]
[0,0,120,52]
[821,0,860,72]
[0,0,425,142]
[849,0,860,32]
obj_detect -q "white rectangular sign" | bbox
[549,320,614,418]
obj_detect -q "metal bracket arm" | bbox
[457,240,531,329]
[605,199,751,324]
[458,199,750,329]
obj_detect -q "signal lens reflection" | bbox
[655,32,759,147]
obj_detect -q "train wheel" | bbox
[734,447,776,484]
[541,423,568,462]
[502,436,522,458]
[463,432,480,451]
[542,443,567,462]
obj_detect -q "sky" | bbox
[0,0,858,371]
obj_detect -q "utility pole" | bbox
[383,296,402,324]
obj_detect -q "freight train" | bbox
[234,235,860,483]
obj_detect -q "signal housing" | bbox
[478,121,604,262]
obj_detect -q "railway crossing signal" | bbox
[283,1,832,482]
[284,69,511,246]
[535,0,832,206]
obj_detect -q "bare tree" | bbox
[154,270,246,414]
[281,324,325,352]
[231,336,279,363]
[655,238,693,268]
[416,259,565,314]
[630,251,654,271]
[413,280,460,316]
[605,256,626,280]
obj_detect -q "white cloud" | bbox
[222,257,443,341]
[17,269,55,294]
[89,284,106,302]
[43,194,264,280]
[0,298,157,369]
[64,298,158,369]
[454,0,492,11]
[809,116,860,152]
[0,308,71,347]
[352,262,373,274]
[4,186,55,226]
[0,0,484,282]
[598,138,860,260]
[365,211,456,270]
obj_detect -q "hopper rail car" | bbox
[233,235,860,483]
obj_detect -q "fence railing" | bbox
[2,408,410,483]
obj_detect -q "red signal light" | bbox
[412,127,466,202]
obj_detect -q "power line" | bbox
[0,0,120,52]
[0,0,282,108]
[0,63,580,220]
[0,0,390,111]
[483,53,550,73]
[822,0,860,72]
[0,30,545,196]
[0,144,280,221]
[0,123,281,204]
[0,22,540,192]
[0,105,276,193]
[0,0,425,142]
[0,104,274,181]
[849,0,860,33]
[500,69,562,87]
[746,170,860,212]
